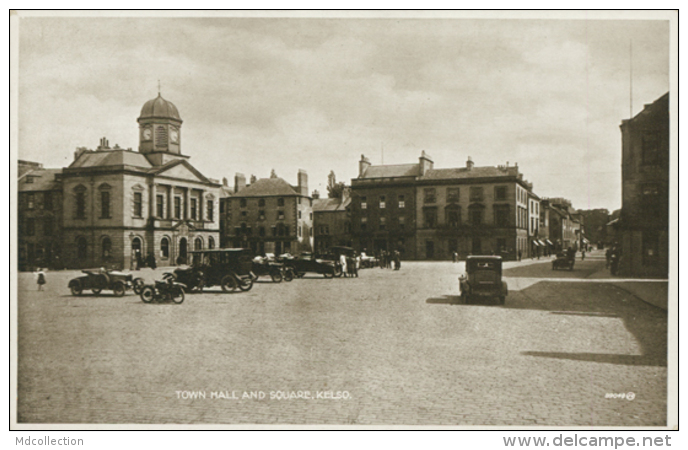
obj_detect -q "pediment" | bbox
[155,161,208,183]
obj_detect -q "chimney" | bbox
[234,173,246,193]
[466,156,474,171]
[419,151,434,176]
[297,169,308,197]
[359,154,371,177]
[222,177,228,187]
[312,189,320,199]
[341,186,351,203]
[97,137,109,150]
[74,147,89,161]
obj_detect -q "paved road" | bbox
[16,256,667,426]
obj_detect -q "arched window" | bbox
[194,237,203,251]
[208,237,215,249]
[161,237,169,259]
[102,237,112,259]
[77,237,88,260]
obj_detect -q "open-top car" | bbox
[68,269,144,297]
[187,248,254,292]
[251,254,292,283]
[458,256,508,305]
[287,252,341,278]
[552,251,575,271]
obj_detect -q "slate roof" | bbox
[69,149,153,169]
[360,164,420,179]
[420,166,519,180]
[313,196,351,212]
[18,168,62,192]
[233,177,300,197]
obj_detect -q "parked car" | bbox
[68,269,144,297]
[170,265,206,292]
[187,248,254,292]
[251,255,292,283]
[359,252,377,269]
[288,252,341,278]
[458,256,508,305]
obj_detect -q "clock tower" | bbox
[137,93,186,166]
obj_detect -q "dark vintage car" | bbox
[458,256,508,305]
[251,255,292,283]
[552,250,575,271]
[185,248,255,292]
[285,252,341,278]
[68,269,144,297]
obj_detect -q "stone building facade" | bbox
[221,171,313,256]
[312,189,352,255]
[618,92,669,277]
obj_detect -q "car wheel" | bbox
[112,282,126,297]
[70,282,82,296]
[333,265,343,278]
[239,277,253,292]
[91,288,102,295]
[270,271,283,283]
[324,271,333,278]
[140,286,155,303]
[283,270,294,282]
[133,278,145,295]
[196,276,205,293]
[221,275,238,292]
[171,287,185,304]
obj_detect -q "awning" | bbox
[532,240,540,246]
[546,239,554,246]
[582,238,590,244]
[538,240,546,246]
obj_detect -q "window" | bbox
[194,238,203,251]
[398,216,405,230]
[43,218,53,236]
[259,199,265,207]
[424,207,437,228]
[208,237,215,249]
[271,226,277,236]
[102,237,112,259]
[298,226,302,237]
[278,198,285,207]
[495,186,507,201]
[398,195,405,208]
[76,192,86,219]
[379,217,386,230]
[190,198,197,220]
[310,213,313,221]
[25,218,35,236]
[447,188,460,203]
[240,198,247,208]
[360,196,367,209]
[446,206,461,227]
[25,176,34,184]
[299,211,302,219]
[156,195,164,218]
[207,199,214,221]
[259,227,265,237]
[174,197,181,219]
[494,204,510,227]
[469,187,484,202]
[469,207,483,225]
[259,210,265,220]
[134,192,143,217]
[277,211,285,220]
[161,237,169,258]
[642,133,661,165]
[361,216,367,231]
[424,188,436,204]
[241,211,247,217]
[379,195,386,209]
[43,192,53,210]
[27,193,35,210]
[155,125,167,146]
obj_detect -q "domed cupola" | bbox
[137,93,185,164]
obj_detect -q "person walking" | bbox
[35,267,46,291]
[146,252,157,270]
[581,249,586,261]
[517,249,522,262]
[339,253,348,278]
[394,251,401,271]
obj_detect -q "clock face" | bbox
[170,129,179,143]
[142,128,152,140]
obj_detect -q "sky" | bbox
[16,12,672,211]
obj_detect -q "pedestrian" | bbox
[347,255,357,278]
[517,249,522,262]
[581,249,586,261]
[339,253,348,278]
[135,249,142,270]
[452,252,458,263]
[131,250,138,270]
[394,251,401,270]
[35,267,46,291]
[605,247,612,268]
[146,252,157,270]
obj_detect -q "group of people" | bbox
[130,249,157,271]
[338,253,359,277]
[377,250,401,271]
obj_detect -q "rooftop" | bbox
[233,177,301,197]
[18,168,62,192]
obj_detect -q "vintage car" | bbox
[170,265,206,292]
[458,256,508,305]
[68,269,144,297]
[286,252,341,278]
[186,248,254,292]
[358,251,378,269]
[251,255,292,283]
[552,251,575,271]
